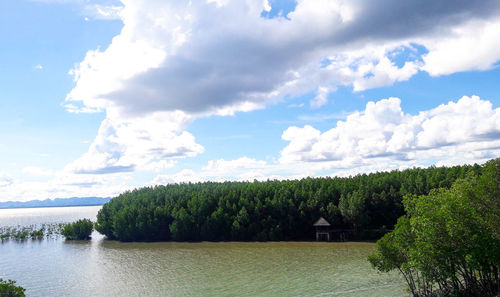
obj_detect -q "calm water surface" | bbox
[0,206,407,297]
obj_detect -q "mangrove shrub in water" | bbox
[0,278,26,297]
[369,159,499,297]
[61,219,94,240]
[95,160,493,242]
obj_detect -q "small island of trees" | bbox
[61,219,94,240]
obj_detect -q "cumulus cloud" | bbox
[65,111,203,175]
[421,17,500,76]
[65,0,500,116]
[280,96,500,168]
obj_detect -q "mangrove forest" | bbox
[95,159,496,242]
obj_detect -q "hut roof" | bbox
[313,217,331,226]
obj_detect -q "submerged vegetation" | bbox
[369,159,499,297]
[0,220,95,242]
[0,223,66,241]
[0,278,26,297]
[60,219,94,240]
[95,160,492,242]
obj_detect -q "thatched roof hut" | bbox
[313,217,331,227]
[314,217,331,241]
[314,217,355,241]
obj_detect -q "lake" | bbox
[0,206,407,297]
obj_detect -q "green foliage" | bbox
[61,219,94,240]
[95,160,491,242]
[339,191,368,229]
[0,278,26,297]
[369,158,500,297]
[0,225,53,241]
[29,228,44,239]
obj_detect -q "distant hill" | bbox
[0,197,111,209]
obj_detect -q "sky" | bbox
[0,0,499,202]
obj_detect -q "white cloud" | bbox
[22,166,54,177]
[33,64,43,70]
[153,156,316,185]
[65,0,500,117]
[352,56,420,91]
[0,169,134,202]
[30,0,124,20]
[310,86,330,108]
[0,172,14,187]
[421,17,500,76]
[153,169,203,185]
[65,111,203,175]
[140,160,176,172]
[280,96,500,168]
[153,157,272,184]
[281,125,322,162]
[2,181,128,203]
[262,0,271,12]
[204,157,267,172]
[206,0,230,8]
[84,4,123,20]
[199,156,270,181]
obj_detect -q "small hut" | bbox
[313,217,331,241]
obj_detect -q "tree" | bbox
[369,159,500,297]
[61,219,94,240]
[0,278,26,297]
[338,191,367,229]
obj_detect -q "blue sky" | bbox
[1,0,499,201]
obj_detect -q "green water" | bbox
[0,207,407,297]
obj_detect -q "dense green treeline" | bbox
[96,161,487,242]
